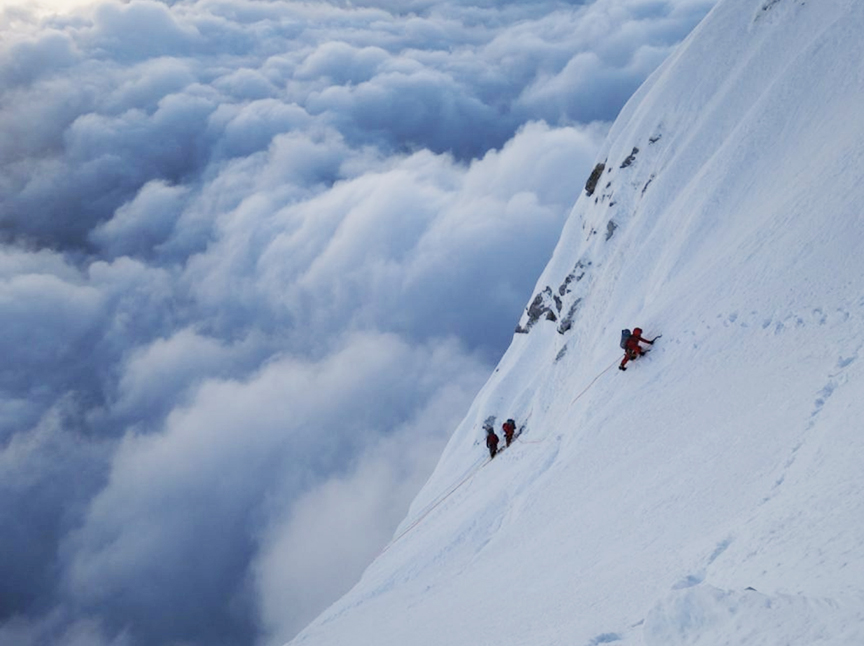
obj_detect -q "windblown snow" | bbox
[288,1,864,644]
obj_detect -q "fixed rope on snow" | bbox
[378,355,622,554]
[570,357,620,405]
[379,454,489,555]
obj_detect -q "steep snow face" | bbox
[288,1,864,645]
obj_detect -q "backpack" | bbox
[619,329,631,349]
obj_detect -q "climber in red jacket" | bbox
[502,418,516,447]
[619,327,660,371]
[485,426,500,459]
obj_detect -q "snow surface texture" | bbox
[289,0,864,644]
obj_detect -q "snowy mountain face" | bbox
[288,1,864,645]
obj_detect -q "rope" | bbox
[379,455,488,555]
[378,354,623,554]
[520,356,620,444]
[571,356,621,404]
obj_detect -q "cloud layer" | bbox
[0,0,715,644]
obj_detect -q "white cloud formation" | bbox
[0,0,716,644]
[252,402,467,645]
[62,333,489,644]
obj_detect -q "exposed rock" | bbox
[620,147,639,168]
[642,175,655,195]
[557,298,582,334]
[558,260,589,296]
[584,162,606,196]
[516,287,559,333]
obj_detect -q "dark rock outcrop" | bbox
[584,162,606,196]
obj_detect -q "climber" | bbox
[485,426,500,459]
[619,327,661,371]
[502,418,516,447]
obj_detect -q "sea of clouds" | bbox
[0,0,715,644]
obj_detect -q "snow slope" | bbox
[288,1,864,644]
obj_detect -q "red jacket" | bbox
[624,328,652,354]
[486,431,499,449]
